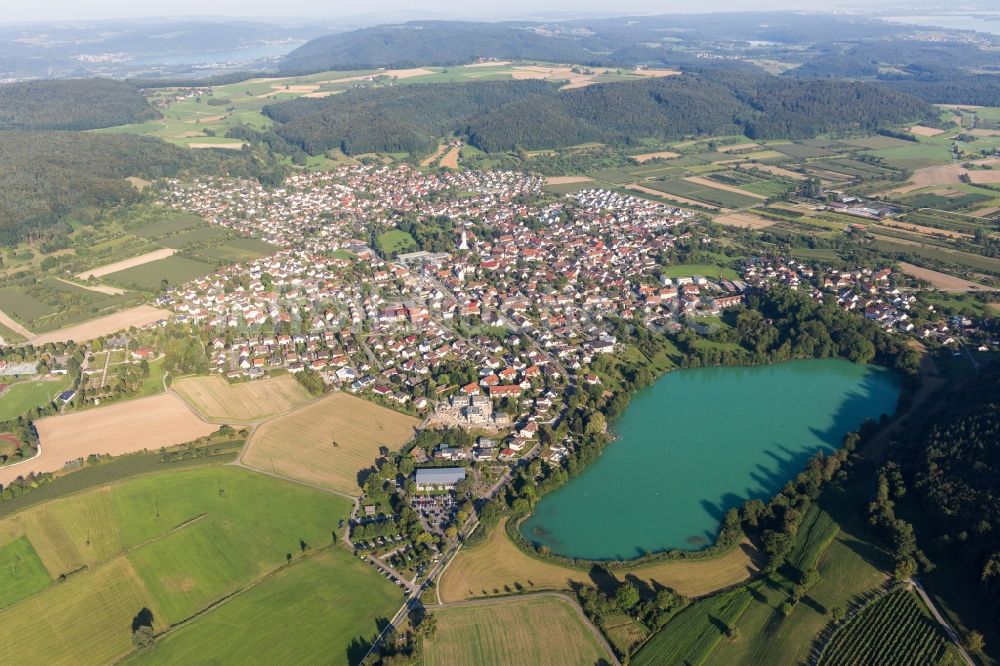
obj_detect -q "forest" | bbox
[0,79,157,131]
[895,368,1000,621]
[264,70,931,155]
[0,131,286,245]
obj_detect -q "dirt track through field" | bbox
[0,309,33,339]
[54,278,126,296]
[682,175,767,199]
[77,249,177,280]
[0,394,217,487]
[29,305,171,345]
[626,183,723,211]
[420,144,447,166]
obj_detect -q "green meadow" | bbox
[0,466,400,665]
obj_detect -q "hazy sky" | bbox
[2,0,889,24]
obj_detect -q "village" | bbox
[148,163,1000,556]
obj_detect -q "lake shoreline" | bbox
[510,357,903,567]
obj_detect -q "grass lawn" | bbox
[0,376,73,421]
[0,535,51,609]
[423,595,612,666]
[127,548,400,665]
[377,229,418,256]
[661,264,740,280]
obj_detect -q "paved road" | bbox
[911,579,975,666]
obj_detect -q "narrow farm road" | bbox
[911,579,975,666]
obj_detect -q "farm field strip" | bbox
[76,248,178,280]
[28,305,171,345]
[0,393,216,487]
[172,375,313,422]
[438,518,758,603]
[242,392,419,495]
[896,262,991,291]
[423,595,613,666]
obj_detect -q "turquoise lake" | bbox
[520,359,901,560]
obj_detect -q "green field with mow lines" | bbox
[0,467,397,665]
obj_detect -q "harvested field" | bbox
[439,518,759,603]
[630,150,680,162]
[0,393,216,487]
[717,142,762,153]
[909,125,947,137]
[77,249,177,280]
[188,142,246,150]
[968,128,1000,137]
[172,375,312,422]
[440,145,461,169]
[242,392,418,495]
[54,278,126,296]
[878,220,971,240]
[627,183,722,211]
[126,176,152,191]
[29,305,171,345]
[544,175,594,185]
[420,144,447,166]
[966,170,1000,184]
[319,68,435,87]
[0,557,163,666]
[423,595,611,666]
[682,175,767,200]
[888,164,967,194]
[713,213,775,229]
[897,262,991,291]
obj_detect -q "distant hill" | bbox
[263,70,932,155]
[0,79,157,131]
[280,14,905,74]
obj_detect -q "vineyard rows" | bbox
[818,588,955,666]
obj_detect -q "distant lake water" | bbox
[130,42,304,67]
[520,359,901,560]
[886,14,1000,36]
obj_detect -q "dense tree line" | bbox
[0,79,157,130]
[263,71,930,156]
[894,368,1000,619]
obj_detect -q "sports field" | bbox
[243,392,418,495]
[423,595,612,666]
[0,376,73,421]
[0,466,379,665]
[172,374,312,422]
[439,519,758,603]
[0,393,216,487]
